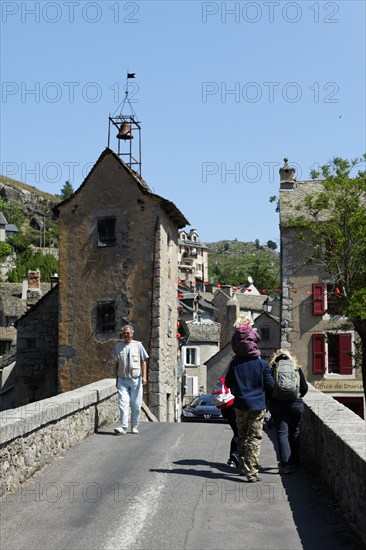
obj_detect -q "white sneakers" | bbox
[114,427,139,435]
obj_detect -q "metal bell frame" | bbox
[108,114,142,176]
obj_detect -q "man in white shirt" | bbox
[114,324,148,435]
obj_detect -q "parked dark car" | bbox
[181,393,226,422]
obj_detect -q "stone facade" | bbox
[56,148,188,421]
[14,286,59,406]
[279,164,364,416]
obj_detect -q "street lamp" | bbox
[262,298,273,314]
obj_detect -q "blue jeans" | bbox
[270,400,304,465]
[117,377,142,429]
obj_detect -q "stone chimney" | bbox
[226,295,238,346]
[279,158,296,189]
[26,269,42,307]
[221,284,234,298]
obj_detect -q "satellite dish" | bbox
[248,276,253,284]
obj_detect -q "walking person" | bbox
[268,349,308,474]
[225,355,274,482]
[114,324,148,435]
[212,376,239,467]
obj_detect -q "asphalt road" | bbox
[0,422,362,550]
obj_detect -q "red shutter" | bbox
[338,333,353,375]
[313,333,326,374]
[313,283,325,315]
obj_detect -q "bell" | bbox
[117,122,133,140]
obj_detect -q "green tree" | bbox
[7,252,58,283]
[0,242,12,260]
[0,197,25,227]
[294,155,366,398]
[56,180,74,200]
[266,240,277,250]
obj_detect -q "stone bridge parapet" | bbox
[0,381,365,545]
[301,384,366,546]
[0,379,157,497]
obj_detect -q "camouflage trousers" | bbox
[235,408,266,478]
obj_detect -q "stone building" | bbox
[178,228,208,289]
[14,285,59,406]
[55,148,188,421]
[181,319,221,400]
[279,159,364,418]
[0,273,52,409]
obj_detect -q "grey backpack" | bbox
[272,359,300,401]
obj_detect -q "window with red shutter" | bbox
[312,333,326,374]
[338,333,353,375]
[327,333,353,374]
[312,283,325,315]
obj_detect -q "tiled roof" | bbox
[280,180,329,223]
[54,148,189,228]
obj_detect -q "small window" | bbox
[97,218,116,247]
[0,340,12,355]
[326,284,343,315]
[182,346,200,367]
[327,333,353,374]
[96,302,116,333]
[261,327,270,341]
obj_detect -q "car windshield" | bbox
[191,395,212,406]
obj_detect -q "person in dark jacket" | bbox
[212,376,239,467]
[225,355,274,482]
[268,348,308,474]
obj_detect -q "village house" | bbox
[0,272,52,410]
[279,159,364,418]
[178,228,208,290]
[177,283,220,400]
[53,147,189,421]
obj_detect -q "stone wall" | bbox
[0,379,157,497]
[302,385,366,546]
[15,285,59,406]
[57,151,182,425]
[148,216,180,422]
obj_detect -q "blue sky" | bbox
[1,1,365,245]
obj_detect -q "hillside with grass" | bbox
[0,175,60,282]
[207,240,280,295]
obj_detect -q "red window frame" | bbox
[312,332,353,375]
